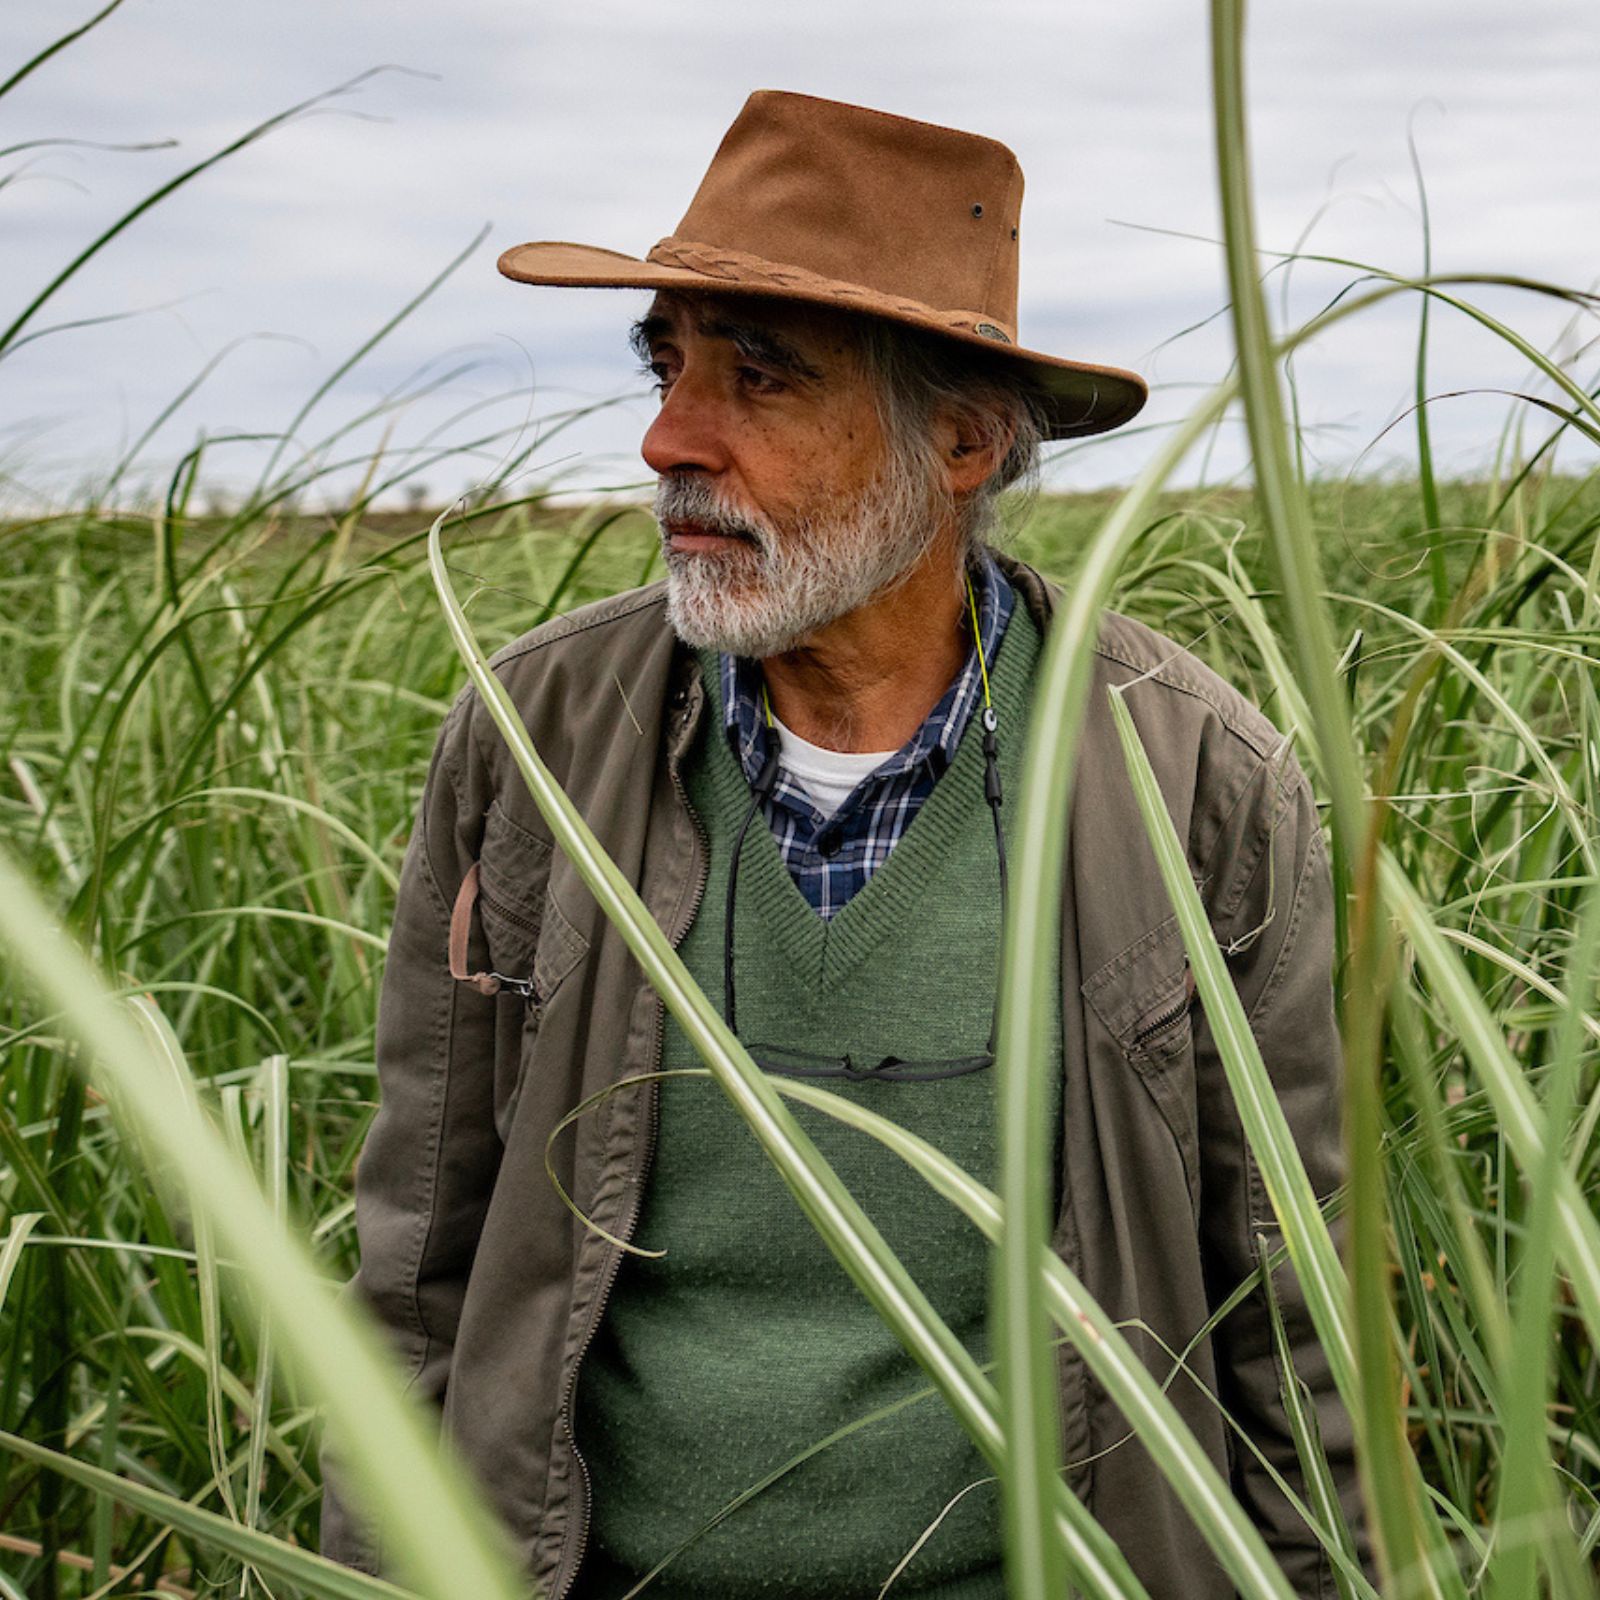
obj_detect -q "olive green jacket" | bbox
[318,551,1364,1599]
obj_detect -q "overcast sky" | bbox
[3,0,1596,511]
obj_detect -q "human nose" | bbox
[640,364,730,477]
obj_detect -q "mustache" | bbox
[653,475,768,546]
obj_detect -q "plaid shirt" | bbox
[720,550,1015,920]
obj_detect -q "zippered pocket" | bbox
[471,799,591,1139]
[476,802,589,992]
[476,804,553,999]
[1128,965,1198,1060]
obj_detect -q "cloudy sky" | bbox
[2,0,1596,511]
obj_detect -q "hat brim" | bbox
[497,240,1147,442]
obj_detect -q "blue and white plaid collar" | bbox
[720,549,1015,794]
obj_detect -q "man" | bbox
[320,90,1362,1598]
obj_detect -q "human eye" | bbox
[736,364,786,395]
[636,357,674,395]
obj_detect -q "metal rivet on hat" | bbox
[974,322,1012,344]
[1011,227,1018,240]
[971,203,984,218]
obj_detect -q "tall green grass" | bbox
[5,1,1600,1595]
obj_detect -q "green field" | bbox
[3,470,1599,1595]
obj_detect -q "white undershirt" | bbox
[771,714,898,820]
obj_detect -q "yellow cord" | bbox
[760,681,774,728]
[966,573,993,712]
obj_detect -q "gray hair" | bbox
[848,316,1052,566]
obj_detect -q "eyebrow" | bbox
[627,307,825,384]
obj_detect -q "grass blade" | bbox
[0,849,533,1600]
[0,1426,415,1600]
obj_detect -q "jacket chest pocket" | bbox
[1080,913,1200,1219]
[472,800,590,1138]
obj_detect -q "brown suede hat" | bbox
[497,90,1147,441]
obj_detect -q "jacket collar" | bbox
[663,547,1060,771]
[993,546,1060,633]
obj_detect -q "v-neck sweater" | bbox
[718,551,1016,918]
[573,600,1059,1600]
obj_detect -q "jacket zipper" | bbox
[551,704,711,1600]
[1130,988,1192,1052]
[478,884,543,937]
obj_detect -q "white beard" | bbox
[654,464,943,658]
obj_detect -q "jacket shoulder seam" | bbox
[455,586,670,782]
[1199,746,1306,930]
[485,585,667,672]
[1092,629,1286,766]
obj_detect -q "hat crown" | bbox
[667,90,1023,329]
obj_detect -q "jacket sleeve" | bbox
[1192,740,1370,1598]
[318,689,505,1575]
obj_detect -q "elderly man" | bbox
[319,91,1361,1599]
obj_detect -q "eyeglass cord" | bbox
[724,569,1007,1050]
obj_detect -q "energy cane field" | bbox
[2,2,1600,1598]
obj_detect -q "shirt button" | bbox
[817,827,843,858]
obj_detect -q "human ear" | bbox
[934,407,1014,495]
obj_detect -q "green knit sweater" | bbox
[574,601,1059,1600]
